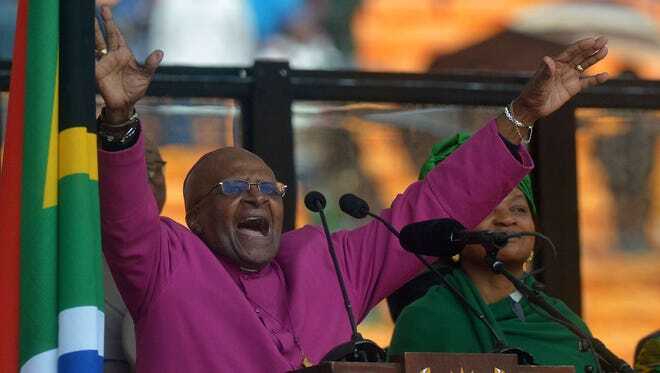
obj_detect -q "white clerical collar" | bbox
[240,266,259,273]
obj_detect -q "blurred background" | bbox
[1,0,659,364]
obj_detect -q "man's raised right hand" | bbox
[95,6,163,125]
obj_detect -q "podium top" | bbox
[290,361,400,373]
[291,353,576,373]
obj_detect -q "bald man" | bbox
[95,6,609,373]
[182,148,285,270]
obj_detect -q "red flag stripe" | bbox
[0,0,28,371]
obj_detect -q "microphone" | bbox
[304,191,385,363]
[338,193,534,364]
[304,191,326,212]
[399,218,513,256]
[340,193,400,238]
[339,193,370,219]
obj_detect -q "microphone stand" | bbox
[306,192,385,362]
[318,208,358,341]
[482,243,633,373]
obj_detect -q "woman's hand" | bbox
[514,36,609,124]
[95,6,163,125]
[497,36,609,143]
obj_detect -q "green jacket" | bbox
[388,268,599,373]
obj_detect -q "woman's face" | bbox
[460,188,536,271]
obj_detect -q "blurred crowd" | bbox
[0,0,359,69]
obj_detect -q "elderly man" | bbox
[95,6,608,373]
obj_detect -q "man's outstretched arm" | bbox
[95,6,169,318]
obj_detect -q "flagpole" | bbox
[58,0,105,372]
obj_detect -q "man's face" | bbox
[186,149,284,271]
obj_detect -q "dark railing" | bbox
[2,59,660,314]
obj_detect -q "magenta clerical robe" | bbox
[99,119,533,373]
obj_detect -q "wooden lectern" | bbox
[291,353,576,373]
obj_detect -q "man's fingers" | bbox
[541,56,555,79]
[94,18,107,52]
[580,72,609,89]
[143,50,164,76]
[101,6,123,50]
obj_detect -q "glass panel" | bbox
[0,1,16,60]
[576,108,660,363]
[96,96,241,225]
[293,102,502,346]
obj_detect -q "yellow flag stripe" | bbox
[59,127,99,181]
[43,67,59,209]
[43,126,99,208]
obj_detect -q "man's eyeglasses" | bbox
[212,179,287,198]
[188,179,287,216]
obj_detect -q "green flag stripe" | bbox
[58,174,103,311]
[18,207,57,367]
[18,0,59,366]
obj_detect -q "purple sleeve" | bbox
[333,119,534,320]
[98,132,180,319]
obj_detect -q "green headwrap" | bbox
[419,132,537,216]
[635,330,660,373]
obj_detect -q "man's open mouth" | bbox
[236,216,271,237]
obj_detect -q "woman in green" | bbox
[388,133,600,373]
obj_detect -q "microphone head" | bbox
[399,218,466,256]
[339,193,370,219]
[304,191,326,212]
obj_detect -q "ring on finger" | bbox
[95,48,108,58]
[576,64,584,73]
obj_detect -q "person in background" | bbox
[387,133,601,373]
[258,0,345,69]
[94,5,609,372]
[148,0,257,65]
[104,136,166,373]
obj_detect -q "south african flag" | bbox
[0,0,104,372]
